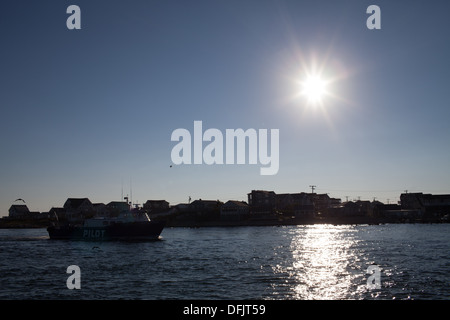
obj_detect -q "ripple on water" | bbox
[0,225,449,299]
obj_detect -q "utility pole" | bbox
[309,185,316,194]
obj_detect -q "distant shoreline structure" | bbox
[0,215,448,229]
[1,190,449,228]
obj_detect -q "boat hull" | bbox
[47,221,165,240]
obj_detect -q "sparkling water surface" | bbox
[0,224,448,299]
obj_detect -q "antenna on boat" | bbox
[121,178,124,202]
[130,177,133,209]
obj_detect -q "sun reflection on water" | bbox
[271,225,367,299]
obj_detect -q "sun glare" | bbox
[300,74,328,105]
[285,51,351,117]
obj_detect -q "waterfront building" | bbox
[93,203,109,216]
[49,207,67,220]
[106,201,129,214]
[400,192,450,219]
[248,190,276,215]
[8,205,30,219]
[220,200,249,221]
[186,199,223,221]
[63,198,94,221]
[310,193,331,216]
[275,193,314,218]
[143,200,170,213]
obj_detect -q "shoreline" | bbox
[164,217,448,228]
[1,216,447,229]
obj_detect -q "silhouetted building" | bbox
[401,192,450,219]
[189,199,222,212]
[106,201,129,214]
[143,200,170,213]
[8,205,30,218]
[221,200,249,221]
[248,190,276,215]
[310,193,331,215]
[276,193,314,217]
[93,203,109,216]
[49,207,67,220]
[327,200,369,217]
[188,199,223,221]
[63,198,94,221]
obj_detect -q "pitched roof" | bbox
[107,201,129,207]
[9,205,30,214]
[193,199,221,203]
[248,190,276,195]
[64,198,92,209]
[144,200,169,205]
[224,200,249,207]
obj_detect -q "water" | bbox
[0,224,448,300]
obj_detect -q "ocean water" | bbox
[0,224,448,300]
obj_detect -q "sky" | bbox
[1,0,450,215]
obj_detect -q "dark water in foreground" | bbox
[0,224,448,300]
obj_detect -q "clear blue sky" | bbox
[1,0,450,215]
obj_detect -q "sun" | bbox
[300,74,328,105]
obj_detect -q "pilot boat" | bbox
[47,210,165,240]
